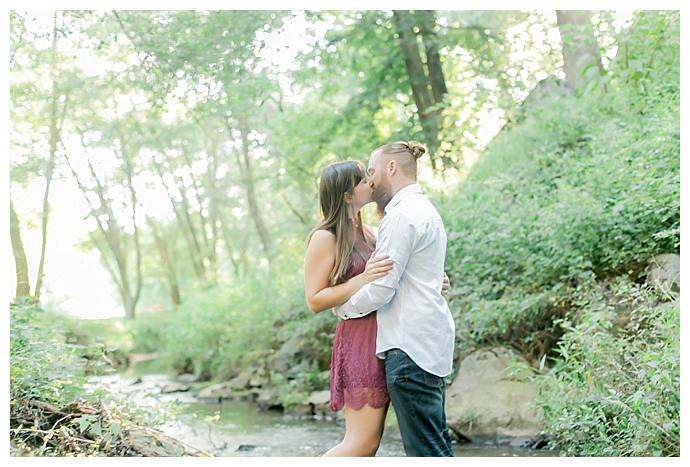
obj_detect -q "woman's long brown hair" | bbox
[307,160,373,285]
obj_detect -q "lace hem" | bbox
[329,387,389,412]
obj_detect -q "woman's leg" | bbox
[322,403,388,457]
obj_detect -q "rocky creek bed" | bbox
[83,367,559,457]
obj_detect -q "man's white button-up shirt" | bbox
[335,183,455,377]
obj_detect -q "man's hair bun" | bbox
[408,143,426,160]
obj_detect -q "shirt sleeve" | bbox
[335,211,416,319]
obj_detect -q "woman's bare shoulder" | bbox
[307,229,336,250]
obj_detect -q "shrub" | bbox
[439,12,679,359]
[10,300,89,406]
[533,279,679,456]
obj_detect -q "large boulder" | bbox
[445,347,543,443]
[256,389,282,411]
[646,253,680,292]
[195,382,236,402]
[307,390,331,415]
[227,372,251,390]
[268,336,303,374]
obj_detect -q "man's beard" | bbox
[372,183,392,215]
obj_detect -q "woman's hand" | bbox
[361,254,394,284]
[442,272,450,297]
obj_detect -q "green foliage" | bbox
[440,11,679,359]
[604,11,680,103]
[10,300,89,406]
[533,278,679,456]
[10,300,182,456]
[131,249,312,381]
[436,11,679,455]
[10,9,680,457]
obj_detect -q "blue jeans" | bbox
[385,348,454,457]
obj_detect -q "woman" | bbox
[304,160,394,457]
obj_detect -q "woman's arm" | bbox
[304,230,391,313]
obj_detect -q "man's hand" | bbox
[442,272,450,297]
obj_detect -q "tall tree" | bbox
[11,11,72,303]
[393,11,437,153]
[230,116,274,260]
[67,166,142,319]
[418,10,449,105]
[10,200,31,298]
[556,10,603,88]
[147,217,182,306]
[391,10,451,170]
[110,11,286,265]
[34,12,64,302]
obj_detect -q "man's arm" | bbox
[335,212,416,319]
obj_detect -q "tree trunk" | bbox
[10,200,31,298]
[177,184,207,278]
[66,148,139,319]
[34,12,68,302]
[418,10,448,172]
[180,150,217,282]
[418,10,448,104]
[202,135,222,281]
[150,156,207,281]
[148,218,182,306]
[556,10,603,89]
[231,118,273,262]
[393,10,440,166]
[119,139,143,312]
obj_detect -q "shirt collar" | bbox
[384,183,422,214]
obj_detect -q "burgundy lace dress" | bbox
[329,237,389,412]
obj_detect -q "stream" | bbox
[85,367,559,457]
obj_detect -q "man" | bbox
[335,141,455,457]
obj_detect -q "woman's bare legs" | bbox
[322,403,388,457]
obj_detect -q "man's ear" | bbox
[388,159,397,176]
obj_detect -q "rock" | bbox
[161,383,191,394]
[196,382,236,401]
[227,389,254,402]
[195,375,254,402]
[506,77,570,128]
[445,347,543,442]
[521,77,570,114]
[646,253,680,292]
[256,390,282,411]
[228,372,251,390]
[248,376,267,388]
[268,337,303,374]
[123,426,211,456]
[519,433,553,449]
[283,404,313,418]
[176,373,198,383]
[306,390,331,416]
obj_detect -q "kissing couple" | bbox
[305,141,455,457]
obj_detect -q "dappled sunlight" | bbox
[9,9,679,457]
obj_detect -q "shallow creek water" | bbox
[85,371,558,457]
